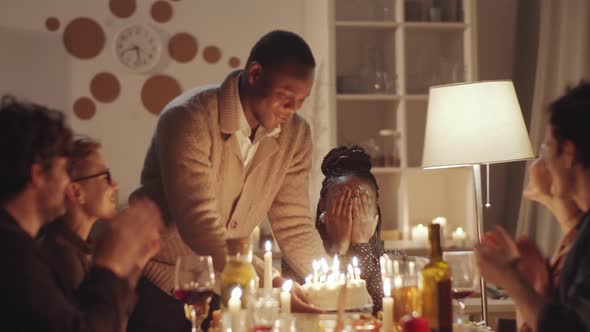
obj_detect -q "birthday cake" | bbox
[301,257,372,311]
[301,278,373,311]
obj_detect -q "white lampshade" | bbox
[422,80,534,168]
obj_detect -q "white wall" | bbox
[0,0,319,204]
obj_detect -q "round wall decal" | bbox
[229,56,241,68]
[168,33,198,63]
[73,97,96,120]
[63,18,105,59]
[45,17,60,31]
[203,46,221,64]
[151,1,173,23]
[141,75,182,115]
[109,0,137,18]
[90,72,121,103]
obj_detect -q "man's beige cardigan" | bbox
[132,70,326,295]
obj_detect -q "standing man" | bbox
[0,95,162,331]
[128,30,326,331]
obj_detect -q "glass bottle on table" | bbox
[220,237,257,309]
[422,223,452,332]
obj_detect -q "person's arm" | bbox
[535,250,590,332]
[8,250,133,332]
[156,104,228,270]
[267,122,326,278]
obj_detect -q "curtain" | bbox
[516,0,590,256]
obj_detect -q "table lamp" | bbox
[422,80,534,323]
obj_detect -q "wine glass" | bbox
[174,255,216,332]
[442,251,480,324]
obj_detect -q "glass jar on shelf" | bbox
[378,129,401,167]
[360,138,383,167]
[360,45,395,94]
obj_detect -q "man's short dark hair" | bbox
[246,30,315,70]
[0,95,72,203]
[549,81,590,168]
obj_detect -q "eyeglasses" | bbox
[72,169,112,185]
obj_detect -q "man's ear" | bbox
[29,163,46,189]
[65,182,85,204]
[246,62,264,86]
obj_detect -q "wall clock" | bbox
[113,23,162,73]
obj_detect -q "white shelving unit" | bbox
[330,0,479,249]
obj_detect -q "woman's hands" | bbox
[325,186,378,254]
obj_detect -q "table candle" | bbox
[452,227,467,241]
[432,216,447,228]
[280,279,293,314]
[411,224,428,242]
[382,278,394,332]
[264,241,272,290]
[228,287,242,332]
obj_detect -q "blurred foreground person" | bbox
[0,95,163,332]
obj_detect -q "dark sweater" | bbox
[538,211,590,331]
[0,208,134,332]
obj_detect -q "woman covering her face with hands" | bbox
[283,146,403,313]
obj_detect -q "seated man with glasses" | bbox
[41,136,121,299]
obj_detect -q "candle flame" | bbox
[231,287,242,299]
[312,260,320,270]
[352,256,359,267]
[282,279,293,292]
[305,275,312,284]
[265,240,272,252]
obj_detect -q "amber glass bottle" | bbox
[422,224,452,332]
[219,237,257,309]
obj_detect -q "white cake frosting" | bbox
[301,278,372,311]
[301,256,372,311]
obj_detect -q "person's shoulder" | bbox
[160,84,220,117]
[155,84,222,133]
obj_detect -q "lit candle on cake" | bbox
[312,260,320,284]
[280,279,293,314]
[347,264,354,280]
[332,255,340,274]
[382,278,394,332]
[264,241,272,290]
[411,224,428,242]
[352,256,361,280]
[228,287,242,332]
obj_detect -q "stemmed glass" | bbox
[174,255,216,332]
[443,251,480,324]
